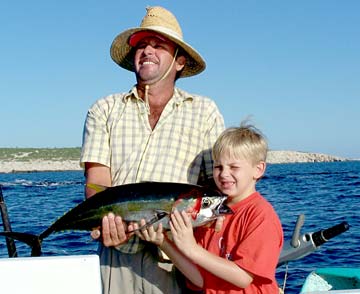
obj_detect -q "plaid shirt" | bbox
[80,86,224,252]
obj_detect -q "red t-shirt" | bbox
[192,192,283,294]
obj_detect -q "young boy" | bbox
[137,123,283,293]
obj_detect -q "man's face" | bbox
[133,34,183,84]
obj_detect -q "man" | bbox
[80,6,225,294]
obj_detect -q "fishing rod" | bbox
[277,214,350,267]
[0,185,17,257]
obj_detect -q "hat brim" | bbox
[110,27,206,78]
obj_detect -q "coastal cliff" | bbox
[0,148,349,173]
[266,150,346,164]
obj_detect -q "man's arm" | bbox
[84,162,128,246]
[84,162,111,198]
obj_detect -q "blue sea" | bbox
[0,161,359,294]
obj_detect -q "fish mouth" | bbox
[217,198,233,215]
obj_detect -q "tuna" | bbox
[0,182,232,256]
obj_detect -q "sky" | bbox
[0,1,359,159]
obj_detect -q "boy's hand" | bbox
[214,216,225,232]
[170,210,197,256]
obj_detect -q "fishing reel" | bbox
[277,214,350,267]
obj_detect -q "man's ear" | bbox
[176,55,186,71]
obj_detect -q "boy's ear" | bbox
[254,161,266,180]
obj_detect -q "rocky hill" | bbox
[0,148,350,173]
[266,150,347,164]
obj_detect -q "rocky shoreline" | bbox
[266,150,348,164]
[0,151,350,174]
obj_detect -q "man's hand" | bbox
[91,213,128,247]
[134,219,165,246]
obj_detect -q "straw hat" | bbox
[110,6,206,78]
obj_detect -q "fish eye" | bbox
[202,197,211,208]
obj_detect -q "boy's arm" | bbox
[171,210,254,289]
[180,241,253,288]
[135,222,204,288]
[160,237,204,288]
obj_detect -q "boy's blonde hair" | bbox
[212,122,268,166]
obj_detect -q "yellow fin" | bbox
[86,183,108,193]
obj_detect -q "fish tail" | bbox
[0,231,42,256]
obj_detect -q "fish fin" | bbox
[0,231,42,256]
[128,211,168,233]
[86,183,108,193]
[141,211,168,229]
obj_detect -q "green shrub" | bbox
[0,148,81,161]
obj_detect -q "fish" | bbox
[0,182,232,256]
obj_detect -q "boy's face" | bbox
[213,153,265,204]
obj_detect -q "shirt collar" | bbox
[122,86,193,105]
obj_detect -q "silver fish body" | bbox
[0,182,232,256]
[136,195,230,231]
[42,182,231,236]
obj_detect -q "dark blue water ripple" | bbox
[1,163,359,294]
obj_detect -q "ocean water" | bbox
[0,161,359,294]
